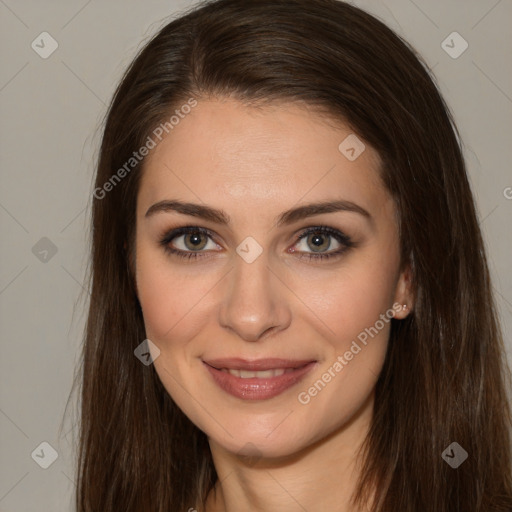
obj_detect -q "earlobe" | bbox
[396,303,411,319]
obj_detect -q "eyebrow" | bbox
[145,199,371,227]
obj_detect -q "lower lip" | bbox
[203,361,317,400]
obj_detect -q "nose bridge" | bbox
[219,249,291,341]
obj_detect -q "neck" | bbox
[203,391,375,512]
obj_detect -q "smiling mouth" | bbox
[204,357,315,371]
[203,358,317,400]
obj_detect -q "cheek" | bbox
[292,250,398,400]
[136,246,188,340]
[293,269,394,443]
[297,259,398,345]
[135,245,219,354]
[136,263,173,339]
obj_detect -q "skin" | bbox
[134,97,413,512]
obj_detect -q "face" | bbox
[134,97,411,459]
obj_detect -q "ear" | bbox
[392,264,414,320]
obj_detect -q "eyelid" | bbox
[295,225,352,245]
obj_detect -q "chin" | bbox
[205,413,321,462]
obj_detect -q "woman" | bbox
[74,0,512,510]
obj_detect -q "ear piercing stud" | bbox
[402,304,408,311]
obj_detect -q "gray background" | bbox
[0,0,511,510]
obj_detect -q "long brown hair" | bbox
[70,0,512,510]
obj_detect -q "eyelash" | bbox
[158,225,354,262]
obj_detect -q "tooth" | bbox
[237,370,255,378]
[253,369,275,378]
[226,368,289,378]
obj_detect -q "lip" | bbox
[204,357,315,371]
[203,358,317,400]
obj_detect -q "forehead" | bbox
[137,98,388,222]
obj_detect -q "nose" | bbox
[218,251,292,342]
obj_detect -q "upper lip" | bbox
[203,358,316,371]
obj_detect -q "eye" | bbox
[291,226,354,261]
[159,226,220,260]
[159,225,354,262]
